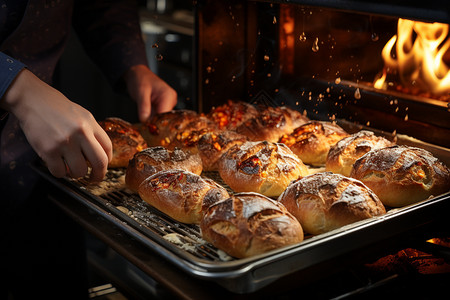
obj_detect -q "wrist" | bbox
[1,68,28,112]
[2,68,52,121]
[124,64,150,80]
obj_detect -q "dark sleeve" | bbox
[72,0,148,87]
[0,52,26,119]
[0,52,26,99]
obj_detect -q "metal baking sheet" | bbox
[33,130,450,294]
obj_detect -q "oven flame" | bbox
[374,18,450,95]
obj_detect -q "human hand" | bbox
[1,69,112,182]
[123,64,177,122]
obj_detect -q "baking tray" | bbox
[33,131,450,294]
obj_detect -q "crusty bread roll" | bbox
[350,145,450,207]
[200,192,304,258]
[278,172,386,235]
[326,130,395,176]
[279,121,349,166]
[170,116,217,150]
[218,141,309,197]
[207,99,259,130]
[281,105,310,129]
[138,169,229,224]
[140,110,199,148]
[235,106,309,142]
[197,130,248,171]
[125,146,202,192]
[98,117,148,168]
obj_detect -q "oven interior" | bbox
[196,0,450,148]
[193,0,450,295]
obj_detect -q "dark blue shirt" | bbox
[0,0,148,202]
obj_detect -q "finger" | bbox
[45,156,68,178]
[95,124,113,163]
[62,150,89,179]
[153,89,177,114]
[137,88,152,123]
[63,158,70,176]
[80,136,110,183]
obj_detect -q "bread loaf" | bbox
[98,117,147,168]
[279,121,349,166]
[140,110,199,148]
[235,106,309,142]
[197,130,248,171]
[200,192,304,258]
[125,146,202,192]
[218,141,309,197]
[138,169,229,224]
[326,130,394,176]
[207,99,259,130]
[350,145,450,207]
[278,172,386,235]
[170,116,217,150]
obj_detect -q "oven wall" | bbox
[196,0,450,148]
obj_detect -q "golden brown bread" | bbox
[235,106,309,142]
[138,169,229,224]
[125,146,202,192]
[200,192,304,258]
[218,140,309,197]
[279,121,349,166]
[207,99,259,130]
[278,172,386,235]
[170,115,217,150]
[140,110,200,148]
[98,117,148,168]
[350,145,450,207]
[197,130,249,171]
[325,130,395,176]
[281,105,310,129]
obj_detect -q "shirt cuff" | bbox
[0,52,26,98]
[0,52,26,119]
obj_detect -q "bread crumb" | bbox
[83,169,126,195]
[163,233,196,252]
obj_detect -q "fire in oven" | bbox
[35,0,450,299]
[197,0,450,147]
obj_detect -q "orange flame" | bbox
[374,18,450,95]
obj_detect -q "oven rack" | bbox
[34,156,450,294]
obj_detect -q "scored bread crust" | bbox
[170,116,218,150]
[278,172,386,235]
[98,117,148,168]
[279,121,349,166]
[197,130,249,171]
[235,106,309,142]
[140,110,200,148]
[218,141,309,197]
[326,130,395,176]
[138,169,229,224]
[350,145,450,207]
[125,146,202,192]
[200,192,304,258]
[207,99,259,130]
